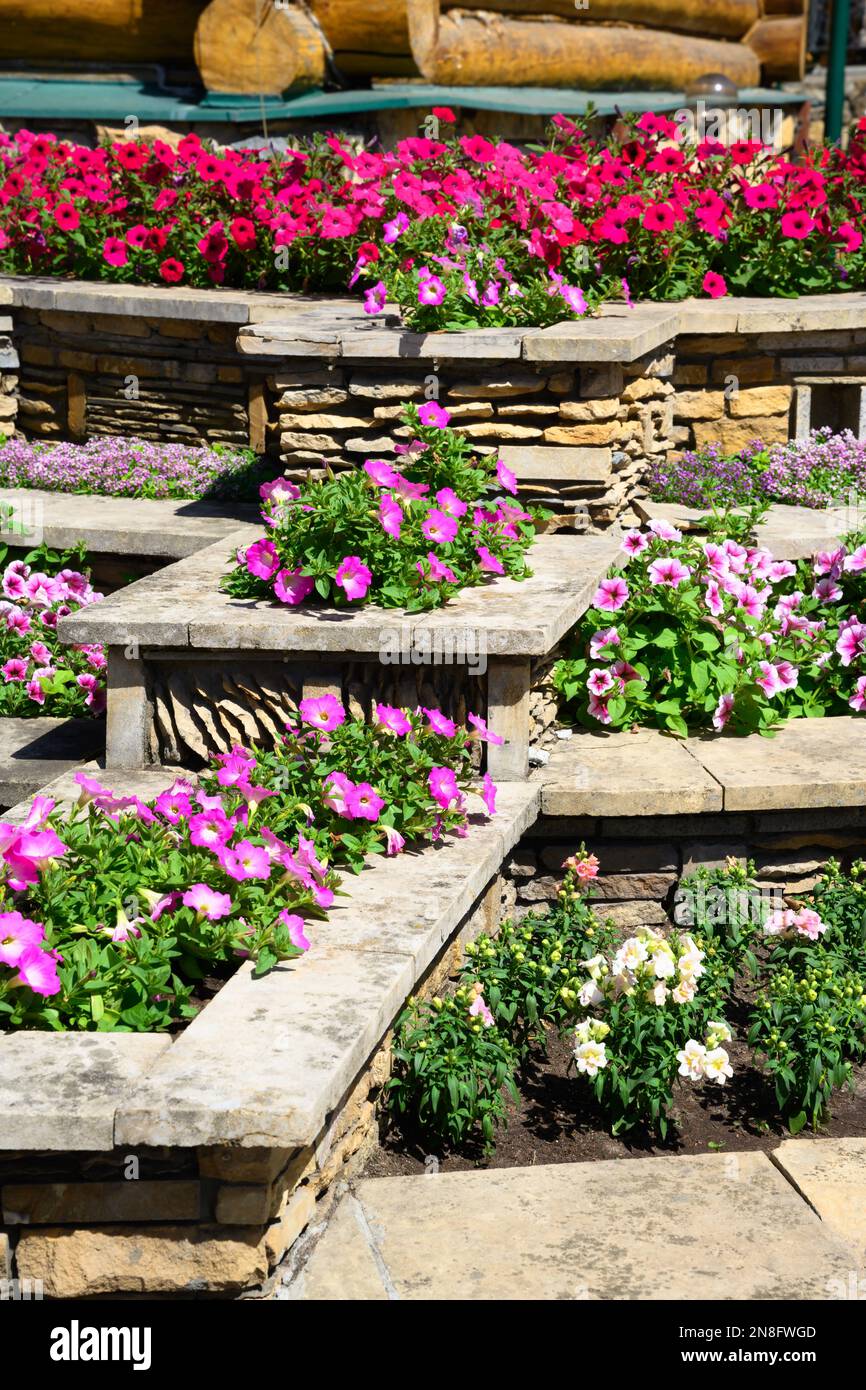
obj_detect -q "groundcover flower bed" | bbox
[377,853,866,1163]
[0,435,269,502]
[0,541,105,717]
[0,699,499,1031]
[648,429,866,512]
[3,112,866,327]
[225,404,537,610]
[553,515,866,736]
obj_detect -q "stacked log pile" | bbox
[0,0,809,97]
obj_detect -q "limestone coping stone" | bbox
[634,498,853,562]
[0,717,103,809]
[60,530,621,658]
[0,1035,172,1151]
[541,716,866,816]
[772,1138,866,1249]
[1,756,538,1152]
[1,762,190,824]
[689,716,866,812]
[6,277,866,361]
[115,783,539,1150]
[294,1151,858,1300]
[0,490,259,561]
[539,728,724,817]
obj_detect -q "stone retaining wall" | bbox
[0,871,503,1300]
[506,807,866,932]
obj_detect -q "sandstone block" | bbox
[672,390,726,421]
[728,385,792,418]
[544,422,618,446]
[558,397,620,421]
[691,415,788,452]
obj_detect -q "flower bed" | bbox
[2,113,866,329]
[553,515,866,736]
[0,541,105,717]
[0,435,268,502]
[648,429,866,512]
[225,404,538,611]
[0,699,500,1031]
[381,854,866,1160]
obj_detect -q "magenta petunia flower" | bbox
[419,552,457,583]
[836,620,866,667]
[702,271,727,299]
[620,530,649,557]
[435,487,467,519]
[245,538,279,580]
[280,910,311,951]
[2,658,28,683]
[648,557,691,588]
[422,508,458,545]
[418,401,450,429]
[467,711,504,746]
[13,942,61,997]
[299,694,346,732]
[422,706,457,737]
[273,567,315,607]
[379,494,403,538]
[589,627,620,658]
[364,458,400,488]
[476,545,505,575]
[183,884,233,920]
[322,771,354,815]
[429,765,461,809]
[346,782,385,821]
[363,280,387,314]
[418,274,446,306]
[335,555,372,601]
[188,811,233,850]
[220,840,272,882]
[496,459,518,496]
[375,703,412,736]
[480,772,497,816]
[592,576,629,611]
[0,910,45,968]
[713,693,735,730]
[102,236,128,267]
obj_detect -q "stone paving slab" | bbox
[61,532,620,658]
[689,717,866,812]
[0,490,259,561]
[293,1151,858,1300]
[634,498,851,562]
[540,728,724,817]
[0,717,104,809]
[773,1138,866,1250]
[115,784,538,1150]
[0,1035,172,1151]
[2,762,190,824]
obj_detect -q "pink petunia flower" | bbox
[245,539,279,580]
[273,568,314,606]
[279,910,311,951]
[592,576,629,611]
[298,695,346,732]
[467,712,504,746]
[475,546,505,575]
[379,494,403,538]
[375,703,412,736]
[335,556,372,601]
[346,782,385,821]
[429,766,461,809]
[496,459,518,496]
[418,400,450,429]
[422,509,458,545]
[183,884,233,920]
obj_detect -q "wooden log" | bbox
[311,0,411,53]
[743,14,806,79]
[194,0,326,94]
[407,1,762,87]
[0,0,205,62]
[442,0,760,38]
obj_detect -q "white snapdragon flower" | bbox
[579,978,604,1007]
[672,978,696,1004]
[651,946,677,980]
[676,1040,707,1080]
[706,1020,732,1048]
[582,953,607,980]
[574,1019,593,1044]
[649,980,669,1006]
[704,1047,733,1085]
[575,1040,608,1077]
[613,937,648,975]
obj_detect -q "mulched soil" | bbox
[363,1024,866,1178]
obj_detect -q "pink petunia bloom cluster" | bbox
[572,519,866,732]
[4,118,866,322]
[0,558,106,715]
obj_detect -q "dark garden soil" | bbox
[363,1028,866,1177]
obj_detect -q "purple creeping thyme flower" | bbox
[0,435,264,502]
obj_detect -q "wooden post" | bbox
[486,657,531,782]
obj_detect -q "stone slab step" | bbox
[60,531,620,658]
[634,498,853,562]
[540,716,866,817]
[291,1149,859,1301]
[0,490,259,561]
[0,717,104,810]
[0,759,539,1153]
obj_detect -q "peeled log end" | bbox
[194,0,326,95]
[408,6,761,89]
[743,15,807,81]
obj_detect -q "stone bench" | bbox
[59,530,619,780]
[634,498,856,562]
